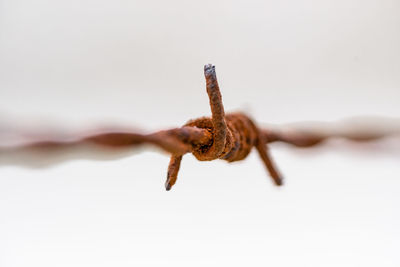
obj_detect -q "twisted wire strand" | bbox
[1,65,399,190]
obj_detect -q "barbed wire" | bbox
[1,64,399,190]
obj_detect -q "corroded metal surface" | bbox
[1,65,399,191]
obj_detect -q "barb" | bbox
[1,65,399,190]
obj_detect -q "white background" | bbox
[0,0,399,266]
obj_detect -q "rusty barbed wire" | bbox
[1,64,399,190]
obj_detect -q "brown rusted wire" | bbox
[1,64,399,190]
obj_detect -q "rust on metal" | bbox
[163,64,283,190]
[1,64,399,190]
